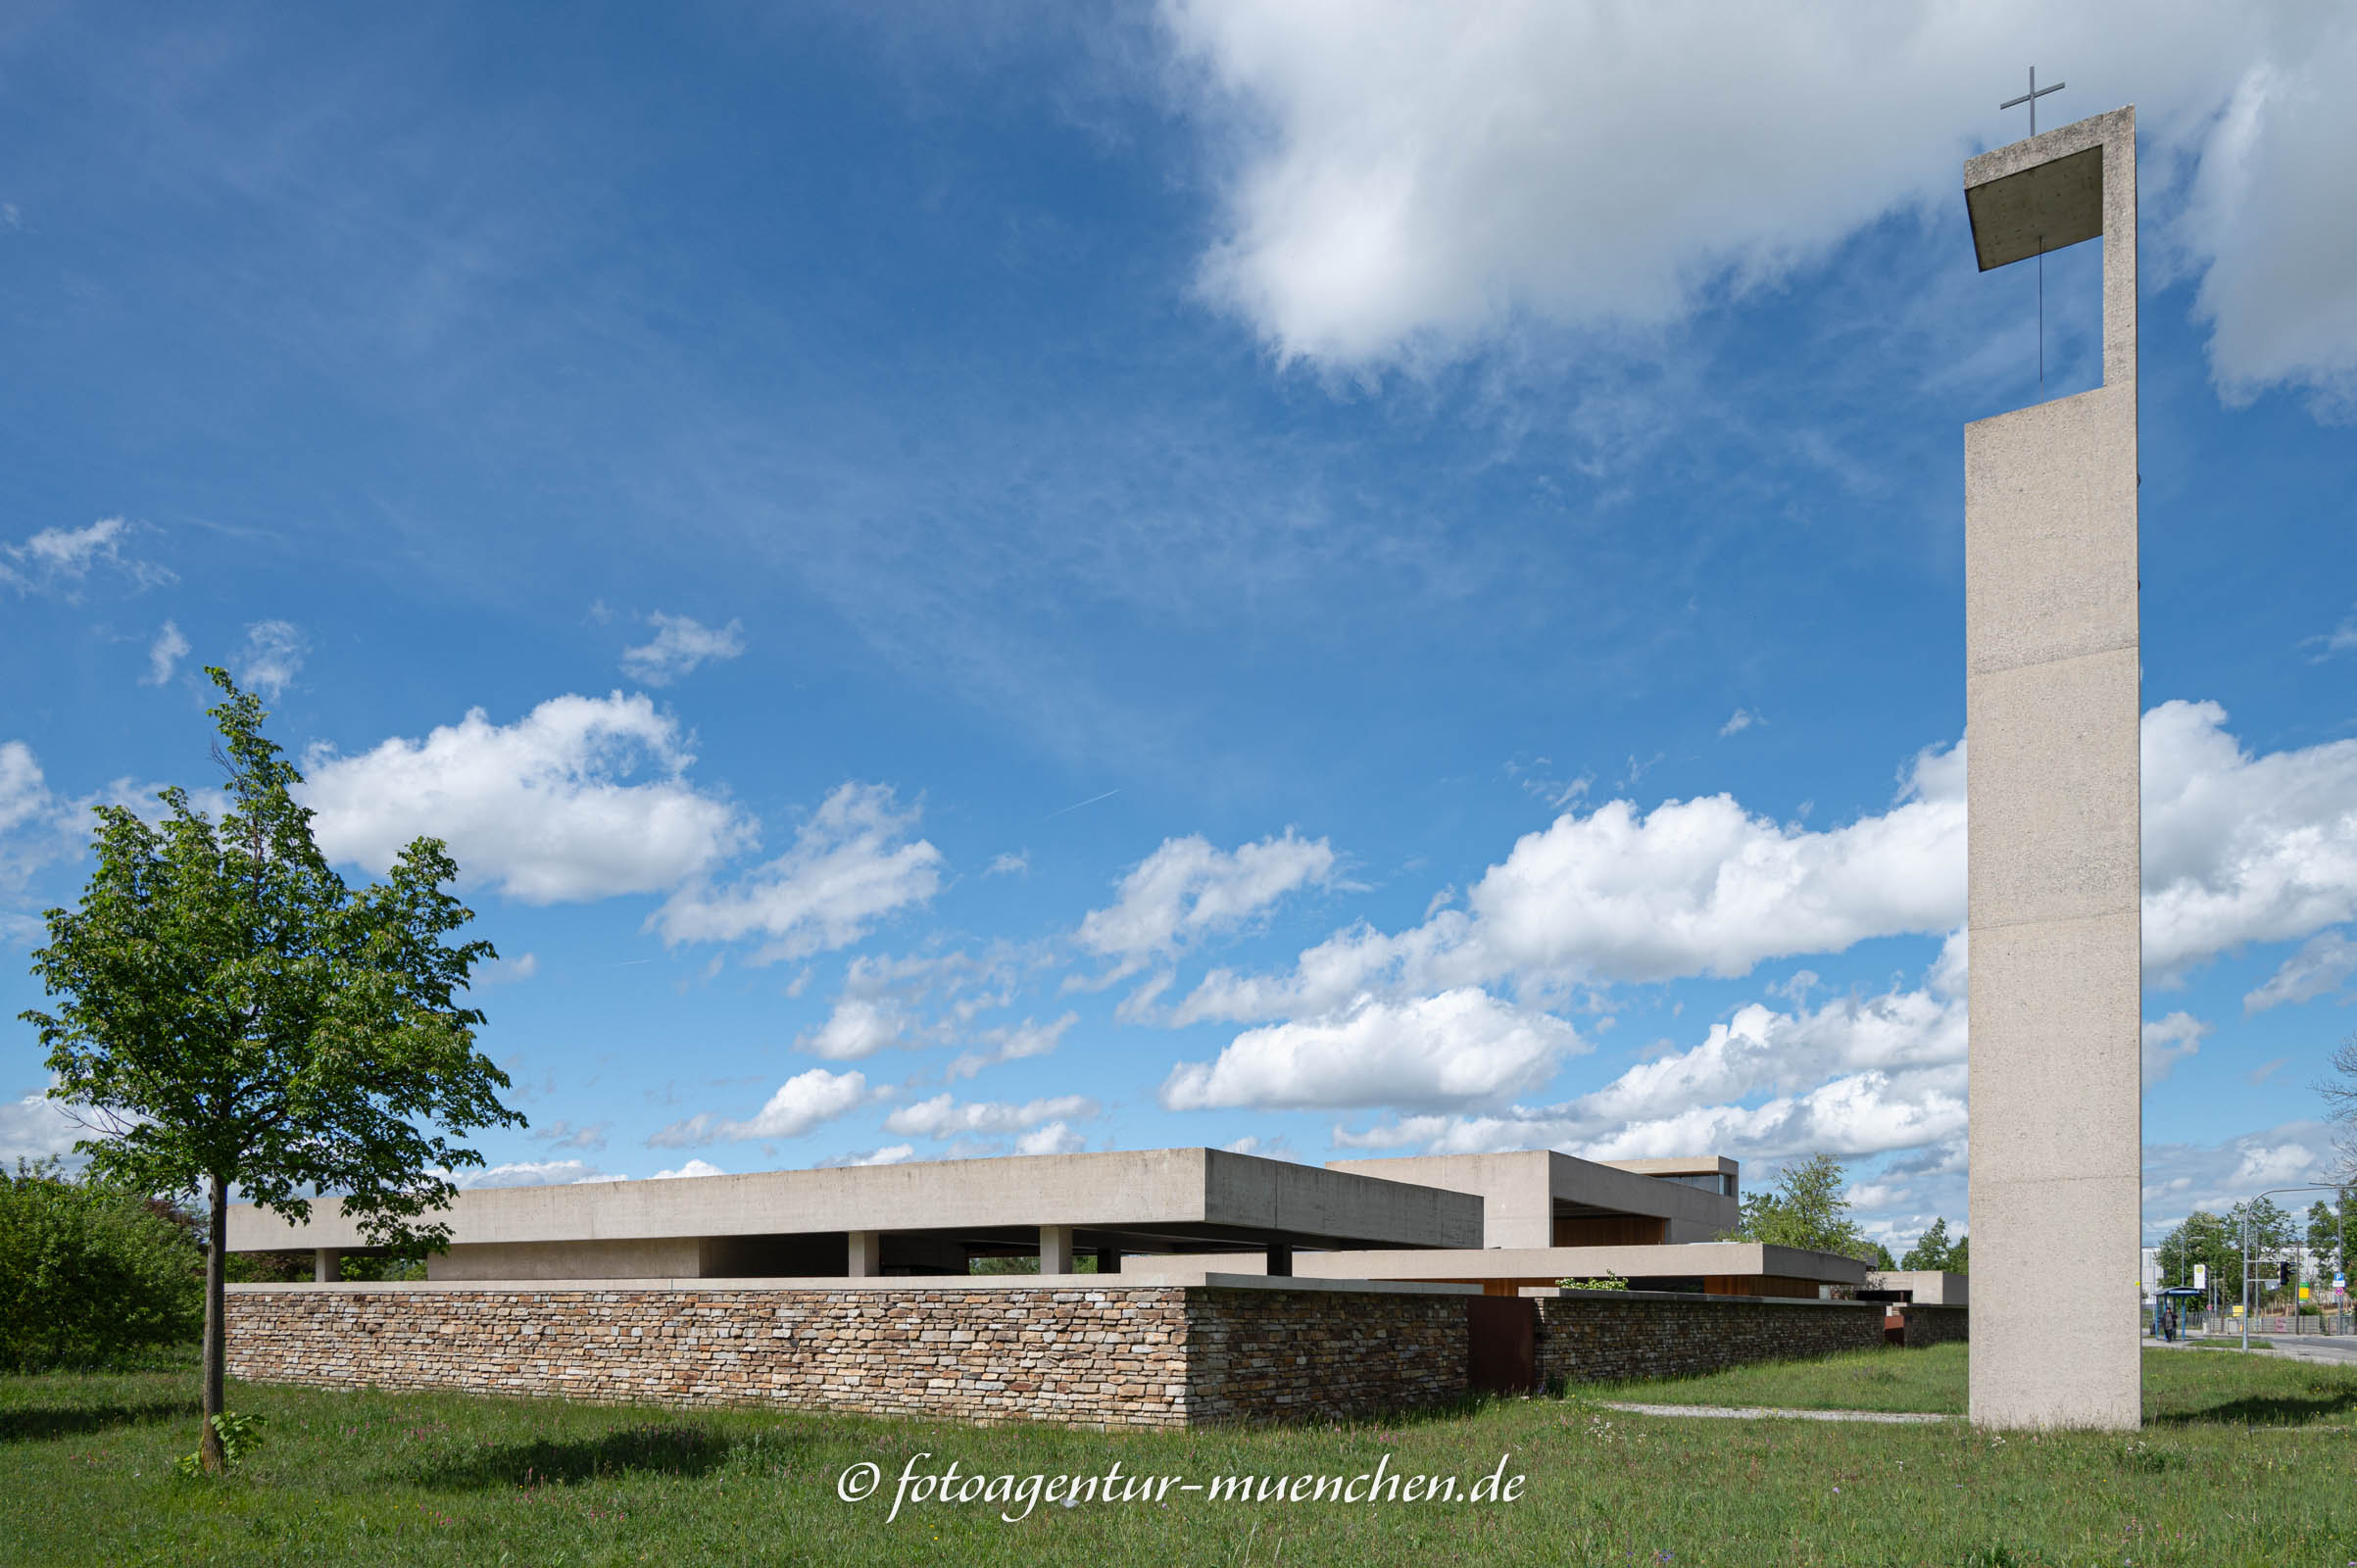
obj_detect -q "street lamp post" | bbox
[2242,1184,2341,1350]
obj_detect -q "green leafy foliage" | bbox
[1718,1153,1876,1263]
[0,1161,203,1371]
[17,669,523,1468]
[1555,1273,1629,1291]
[1900,1215,1968,1273]
[175,1412,265,1477]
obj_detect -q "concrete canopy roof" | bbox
[226,1147,1485,1255]
[1963,107,2133,272]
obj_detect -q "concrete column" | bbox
[1039,1225,1074,1275]
[846,1230,883,1278]
[1960,105,2142,1431]
[313,1248,341,1283]
[1092,1248,1121,1275]
[1265,1243,1294,1278]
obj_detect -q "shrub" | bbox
[0,1159,204,1370]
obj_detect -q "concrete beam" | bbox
[229,1147,1484,1255]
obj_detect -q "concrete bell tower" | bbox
[1961,104,2142,1429]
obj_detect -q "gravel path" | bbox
[1595,1400,1955,1425]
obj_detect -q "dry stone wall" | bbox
[222,1283,1467,1429]
[1535,1290,1888,1386]
[1897,1303,1970,1349]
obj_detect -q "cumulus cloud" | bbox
[621,612,747,687]
[2141,1118,2336,1235]
[1326,938,1970,1161]
[450,1158,612,1189]
[1161,988,1582,1112]
[0,516,172,597]
[647,1067,869,1147]
[649,1158,728,1180]
[950,1013,1078,1079]
[1015,1122,1088,1156]
[142,621,189,686]
[1180,741,1964,1018]
[2245,929,2357,1013]
[2141,1012,2210,1085]
[235,620,307,700]
[1163,0,2357,405]
[2142,700,2357,981]
[653,783,943,963]
[0,1090,85,1165]
[302,692,754,904]
[1186,702,2357,1025]
[1075,829,1336,991]
[882,1093,1099,1140]
[0,742,83,906]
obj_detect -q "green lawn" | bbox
[4,1348,2353,1566]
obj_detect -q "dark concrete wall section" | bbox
[1899,1304,1970,1349]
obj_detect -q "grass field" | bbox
[4,1347,2353,1566]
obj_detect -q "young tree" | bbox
[1901,1216,1962,1272]
[1719,1153,1875,1262]
[20,671,523,1471]
[2322,1030,2357,1180]
[2308,1194,2355,1283]
[0,1159,203,1371]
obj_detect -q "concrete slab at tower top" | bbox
[1961,105,2142,1431]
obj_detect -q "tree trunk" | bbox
[201,1174,228,1473]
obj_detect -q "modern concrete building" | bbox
[227,1147,1484,1283]
[1864,1270,1970,1308]
[1191,1151,1864,1298]
[1961,104,2143,1429]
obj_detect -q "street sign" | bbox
[2193,1264,2207,1291]
[2300,1286,2311,1299]
[2337,1274,2347,1289]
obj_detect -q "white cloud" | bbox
[2142,700,2357,981]
[1186,702,2357,1023]
[798,998,909,1061]
[474,952,540,987]
[1161,988,1582,1112]
[525,1117,608,1152]
[1075,829,1336,987]
[620,612,748,687]
[882,1093,1099,1140]
[1163,0,2357,404]
[1014,1122,1088,1156]
[0,742,82,904]
[950,1012,1078,1079]
[1181,741,1963,1018]
[0,1090,85,1165]
[1327,939,1970,1164]
[652,783,942,963]
[1719,709,1758,738]
[647,1067,870,1148]
[451,1158,612,1189]
[650,1158,728,1180]
[985,852,1029,876]
[142,621,189,687]
[2245,929,2357,1013]
[2307,604,2357,661]
[2141,1011,2211,1085]
[1,516,172,597]
[2140,1118,2337,1235]
[302,692,754,904]
[818,1145,917,1168]
[235,619,307,700]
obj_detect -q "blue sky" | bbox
[5,2,2354,1250]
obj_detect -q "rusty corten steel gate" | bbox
[1466,1296,1538,1395]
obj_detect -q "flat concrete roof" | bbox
[1325,1150,1737,1248]
[1173,1242,1870,1289]
[1866,1270,1969,1307]
[227,1147,1485,1255]
[224,1272,1482,1298]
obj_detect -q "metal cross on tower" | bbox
[2000,67,2065,136]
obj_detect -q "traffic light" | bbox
[2279,1259,2295,1286]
